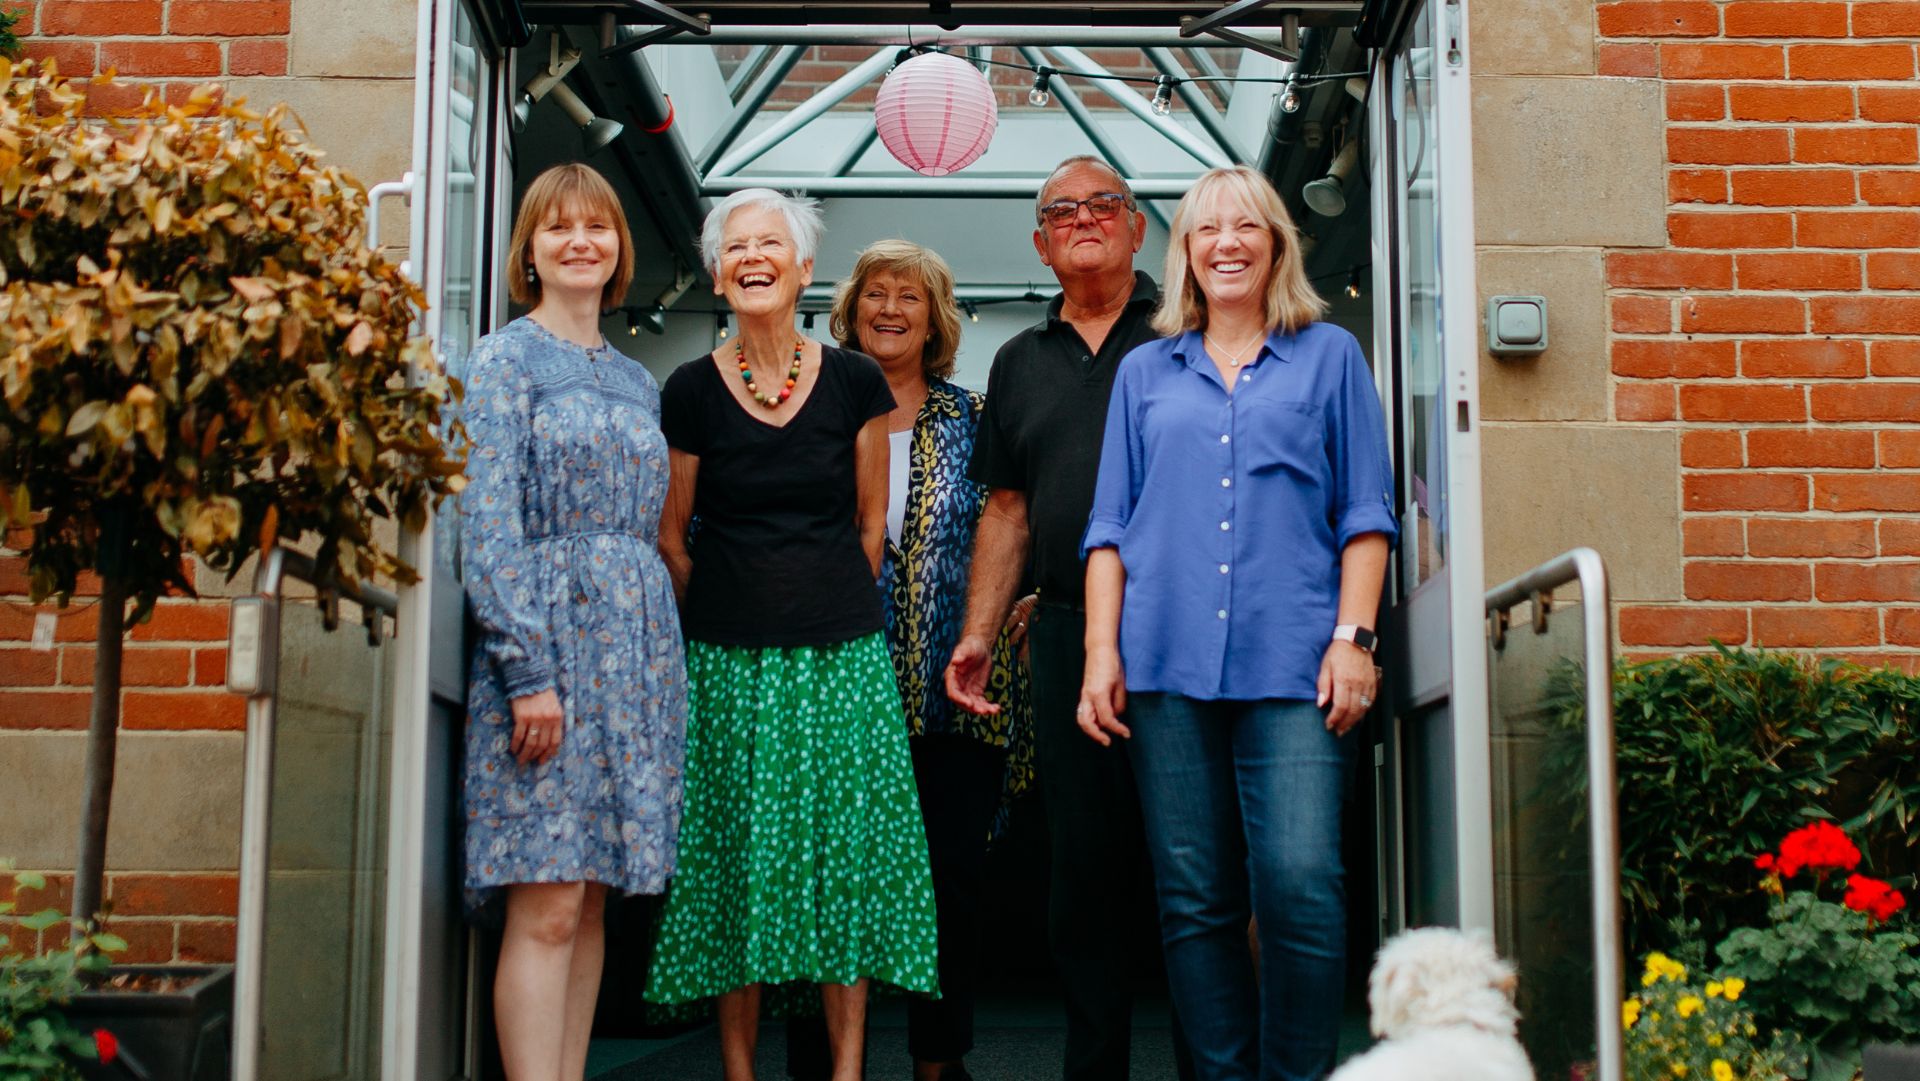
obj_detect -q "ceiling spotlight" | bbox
[1151,76,1175,117]
[1303,139,1359,218]
[513,34,583,135]
[1345,269,1362,299]
[1029,69,1053,108]
[640,303,666,335]
[546,81,624,156]
[962,300,980,323]
[1280,86,1303,114]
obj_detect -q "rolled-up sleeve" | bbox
[1328,339,1400,550]
[459,345,554,699]
[1081,352,1147,554]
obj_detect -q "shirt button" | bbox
[1221,477,1232,488]
[1216,609,1228,619]
[1219,564,1229,574]
[1220,520,1230,531]
[1220,434,1230,444]
[1241,373,1251,382]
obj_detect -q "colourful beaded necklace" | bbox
[737,339,804,409]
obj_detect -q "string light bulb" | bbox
[627,309,640,337]
[962,301,980,323]
[1280,86,1303,114]
[1151,76,1175,117]
[1345,270,1362,299]
[716,312,729,340]
[1029,69,1053,108]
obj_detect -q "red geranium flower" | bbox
[93,1029,117,1065]
[1775,821,1861,878]
[1755,853,1776,872]
[1845,874,1907,923]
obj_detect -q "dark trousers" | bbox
[1030,602,1193,1081]
[786,734,1006,1077]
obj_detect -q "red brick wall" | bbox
[1597,1,1920,668]
[0,557,239,961]
[12,0,288,112]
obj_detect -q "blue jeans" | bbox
[1124,694,1355,1081]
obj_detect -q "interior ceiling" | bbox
[515,1,1358,28]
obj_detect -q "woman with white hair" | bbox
[644,188,939,1081]
[1077,165,1398,1080]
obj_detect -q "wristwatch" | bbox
[1332,624,1378,652]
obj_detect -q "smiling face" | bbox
[1184,187,1276,318]
[1031,163,1145,283]
[530,198,619,303]
[714,204,813,319]
[853,269,932,374]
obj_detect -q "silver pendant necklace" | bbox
[1204,331,1264,368]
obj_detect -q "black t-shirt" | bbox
[970,271,1162,607]
[660,345,896,647]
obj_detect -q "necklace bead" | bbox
[737,339,805,408]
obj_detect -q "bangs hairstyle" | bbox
[700,188,824,276]
[828,239,963,381]
[506,163,635,310]
[1151,165,1327,337]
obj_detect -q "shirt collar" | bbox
[1169,326,1294,370]
[1034,270,1160,333]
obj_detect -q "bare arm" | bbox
[1319,532,1390,735]
[1077,546,1130,744]
[855,413,889,577]
[660,448,699,602]
[943,487,1031,714]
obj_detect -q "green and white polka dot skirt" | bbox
[644,632,940,1003]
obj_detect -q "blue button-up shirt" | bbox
[1081,323,1399,702]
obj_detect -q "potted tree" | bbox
[0,62,463,1077]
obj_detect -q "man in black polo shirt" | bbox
[946,156,1179,1081]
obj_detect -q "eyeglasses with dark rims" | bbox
[1037,192,1134,226]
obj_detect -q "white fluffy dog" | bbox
[1327,927,1536,1081]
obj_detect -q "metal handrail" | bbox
[1483,547,1621,1081]
[228,545,397,1081]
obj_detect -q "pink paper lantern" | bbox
[874,51,1000,177]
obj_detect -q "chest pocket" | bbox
[1241,397,1327,479]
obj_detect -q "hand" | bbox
[509,689,565,765]
[1317,640,1377,737]
[944,635,1000,715]
[1003,592,1038,663]
[1077,645,1131,746]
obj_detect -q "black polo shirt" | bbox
[970,270,1162,608]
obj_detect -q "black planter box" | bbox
[1866,1044,1920,1081]
[63,964,233,1081]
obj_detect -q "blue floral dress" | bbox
[459,317,688,911]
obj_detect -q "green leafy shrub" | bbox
[1,866,124,1081]
[0,9,18,58]
[1544,646,1920,956]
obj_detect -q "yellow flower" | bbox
[1623,1000,1643,1028]
[1644,970,1660,987]
[1678,996,1705,1019]
[1722,978,1745,1001]
[1707,1034,1724,1048]
[1672,1063,1690,1078]
[1706,981,1724,998]
[1744,1022,1757,1037]
[1712,1060,1733,1081]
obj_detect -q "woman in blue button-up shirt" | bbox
[1077,165,1398,1081]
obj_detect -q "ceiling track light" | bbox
[1150,75,1176,117]
[1280,84,1303,114]
[1029,68,1053,108]
[513,31,624,155]
[1303,138,1360,218]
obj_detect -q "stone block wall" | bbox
[1475,0,1920,669]
[0,0,418,958]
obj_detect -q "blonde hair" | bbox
[1151,166,1327,337]
[829,239,963,381]
[506,163,635,311]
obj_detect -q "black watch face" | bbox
[1353,627,1378,651]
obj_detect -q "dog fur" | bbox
[1327,927,1536,1081]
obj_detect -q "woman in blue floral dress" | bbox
[461,163,687,1081]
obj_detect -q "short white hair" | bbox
[1035,156,1134,224]
[700,188,824,275]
